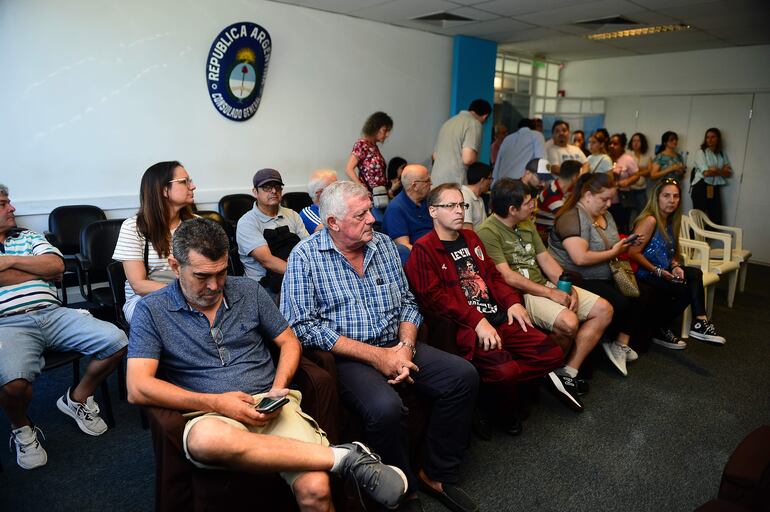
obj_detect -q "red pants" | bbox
[471,321,563,388]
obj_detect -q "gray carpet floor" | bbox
[2,264,769,512]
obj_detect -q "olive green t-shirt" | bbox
[476,216,547,285]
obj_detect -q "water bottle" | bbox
[556,273,572,294]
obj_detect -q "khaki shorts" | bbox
[524,283,600,331]
[182,389,329,488]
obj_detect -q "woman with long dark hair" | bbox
[650,131,686,182]
[629,178,725,348]
[386,156,406,198]
[113,161,196,321]
[548,173,648,376]
[691,127,732,223]
[607,133,640,233]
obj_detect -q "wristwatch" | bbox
[398,341,416,358]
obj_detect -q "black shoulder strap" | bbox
[143,237,149,275]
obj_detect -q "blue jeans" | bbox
[0,304,128,386]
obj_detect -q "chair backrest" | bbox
[217,194,254,224]
[79,219,125,283]
[688,209,708,242]
[106,260,128,331]
[48,205,106,255]
[281,192,312,213]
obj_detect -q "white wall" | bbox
[0,0,453,231]
[561,45,770,263]
[561,45,770,98]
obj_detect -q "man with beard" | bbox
[127,218,408,512]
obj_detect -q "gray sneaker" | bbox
[9,425,48,470]
[336,441,407,509]
[56,388,108,436]
[621,344,639,362]
[602,341,628,377]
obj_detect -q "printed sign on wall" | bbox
[206,22,272,122]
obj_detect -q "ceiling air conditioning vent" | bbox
[574,15,640,27]
[412,12,475,28]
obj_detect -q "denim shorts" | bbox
[0,304,128,387]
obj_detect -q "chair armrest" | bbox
[44,232,58,246]
[679,239,711,274]
[687,224,733,263]
[76,253,92,271]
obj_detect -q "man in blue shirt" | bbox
[492,118,546,183]
[383,164,434,262]
[299,169,337,234]
[282,181,480,512]
[127,218,407,511]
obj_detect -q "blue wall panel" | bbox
[450,36,497,165]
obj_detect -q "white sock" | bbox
[561,366,579,378]
[330,446,351,473]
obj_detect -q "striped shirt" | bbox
[535,179,566,240]
[280,229,422,351]
[0,230,62,316]
[299,204,321,234]
[112,216,175,309]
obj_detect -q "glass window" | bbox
[494,74,502,90]
[536,63,547,78]
[503,73,516,90]
[535,98,545,112]
[547,63,560,80]
[546,80,558,97]
[519,77,530,94]
[519,60,532,77]
[545,99,557,113]
[536,80,546,97]
[496,57,503,72]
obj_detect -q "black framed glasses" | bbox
[210,326,230,366]
[258,183,283,193]
[168,177,194,189]
[431,202,470,211]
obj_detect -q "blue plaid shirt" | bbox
[280,229,422,351]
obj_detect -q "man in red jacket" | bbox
[405,183,567,434]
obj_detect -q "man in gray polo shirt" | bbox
[431,99,491,186]
[127,218,407,511]
[237,168,309,293]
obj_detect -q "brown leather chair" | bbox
[145,356,345,512]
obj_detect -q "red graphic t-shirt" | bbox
[352,138,387,190]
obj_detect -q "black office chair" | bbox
[217,194,254,229]
[196,210,243,276]
[46,205,107,304]
[76,219,125,310]
[281,192,312,213]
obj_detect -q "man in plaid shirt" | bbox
[281,181,480,512]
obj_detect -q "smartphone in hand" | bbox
[255,396,289,414]
[623,233,640,245]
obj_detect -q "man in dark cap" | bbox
[237,169,309,296]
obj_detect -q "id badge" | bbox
[706,185,715,199]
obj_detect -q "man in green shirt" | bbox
[477,178,614,410]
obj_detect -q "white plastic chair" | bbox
[678,238,720,338]
[689,209,752,293]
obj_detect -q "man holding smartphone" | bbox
[127,218,407,512]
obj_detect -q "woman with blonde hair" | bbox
[629,178,725,349]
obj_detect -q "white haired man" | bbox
[282,181,480,512]
[299,169,338,234]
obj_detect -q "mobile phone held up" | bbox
[623,233,639,245]
[255,396,289,414]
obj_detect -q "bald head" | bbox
[401,164,429,189]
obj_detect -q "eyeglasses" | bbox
[210,326,230,366]
[258,183,284,193]
[432,202,470,211]
[168,177,194,189]
[413,179,432,184]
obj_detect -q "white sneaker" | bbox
[622,345,639,362]
[56,388,108,436]
[602,341,628,377]
[9,425,48,469]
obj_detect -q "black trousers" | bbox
[641,266,706,328]
[691,180,724,224]
[334,342,479,491]
[578,278,651,344]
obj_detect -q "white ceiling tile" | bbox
[446,6,501,21]
[472,0,586,17]
[352,0,460,22]
[513,0,649,27]
[441,17,535,36]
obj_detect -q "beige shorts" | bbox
[524,283,600,331]
[182,389,328,488]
